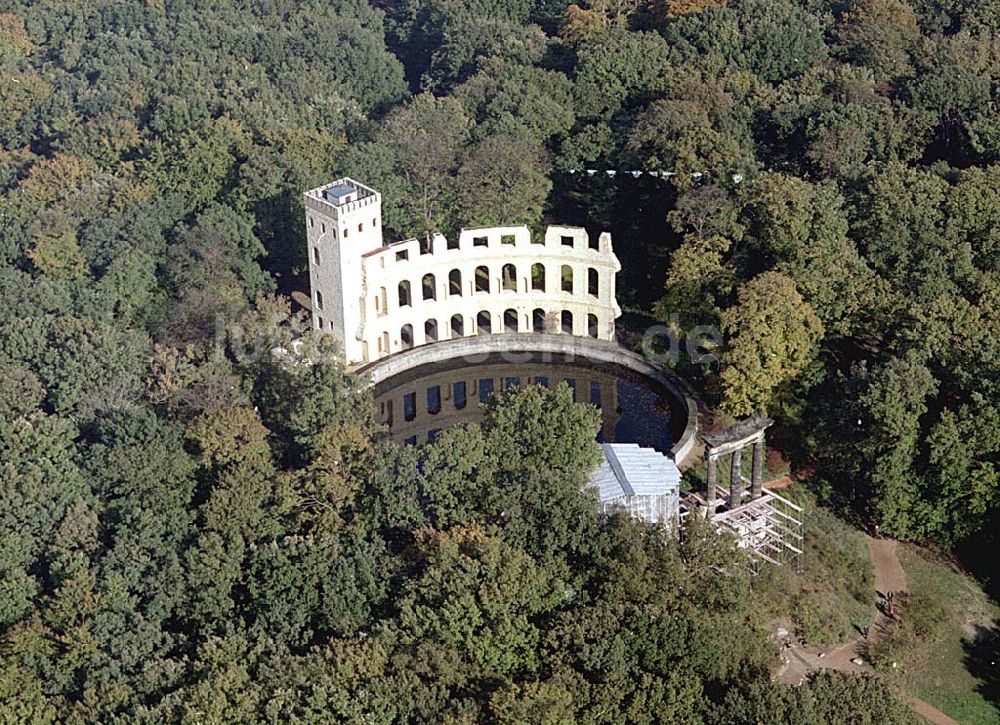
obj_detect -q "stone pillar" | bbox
[705,456,717,516]
[751,439,764,500]
[730,448,743,509]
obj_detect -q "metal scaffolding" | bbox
[679,416,805,573]
[710,487,803,572]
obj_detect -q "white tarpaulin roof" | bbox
[590,443,680,502]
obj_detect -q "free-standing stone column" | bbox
[705,456,717,516]
[730,448,743,509]
[751,439,764,499]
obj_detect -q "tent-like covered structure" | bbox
[589,443,680,529]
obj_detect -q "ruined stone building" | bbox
[305,178,622,365]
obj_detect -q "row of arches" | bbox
[388,309,601,353]
[394,265,601,308]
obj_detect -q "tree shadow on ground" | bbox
[963,623,1000,716]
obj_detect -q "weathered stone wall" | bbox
[358,334,699,466]
[355,224,622,363]
[305,178,622,366]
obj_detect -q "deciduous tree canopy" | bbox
[0,0,994,717]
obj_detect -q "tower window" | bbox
[358,223,363,232]
[309,217,314,228]
[561,235,574,247]
[344,228,349,238]
[315,290,324,310]
[396,250,409,261]
[321,223,326,234]
[372,217,377,227]
[313,247,320,265]
[473,235,488,247]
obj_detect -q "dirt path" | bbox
[898,689,961,725]
[869,537,908,595]
[774,536,959,725]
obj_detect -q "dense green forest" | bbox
[0,0,998,720]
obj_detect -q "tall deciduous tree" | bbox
[454,131,552,228]
[720,272,823,416]
[381,93,471,235]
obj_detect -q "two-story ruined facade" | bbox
[305,178,621,365]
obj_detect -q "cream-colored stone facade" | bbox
[306,178,622,365]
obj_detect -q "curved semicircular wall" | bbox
[358,334,699,466]
[305,178,622,366]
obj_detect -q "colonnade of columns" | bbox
[702,417,773,518]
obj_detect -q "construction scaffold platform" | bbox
[681,485,804,573]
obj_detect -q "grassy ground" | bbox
[757,486,877,645]
[875,546,1000,725]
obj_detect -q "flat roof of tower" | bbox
[305,177,379,204]
[324,183,356,203]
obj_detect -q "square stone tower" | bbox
[304,178,383,363]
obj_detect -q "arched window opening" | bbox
[400,324,413,350]
[504,308,519,332]
[425,319,438,342]
[449,269,462,296]
[561,265,573,293]
[588,314,599,338]
[398,280,411,307]
[561,310,573,334]
[532,308,546,333]
[422,273,436,301]
[502,264,517,291]
[588,268,599,297]
[451,314,464,338]
[531,263,545,291]
[475,265,490,293]
[477,311,492,334]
